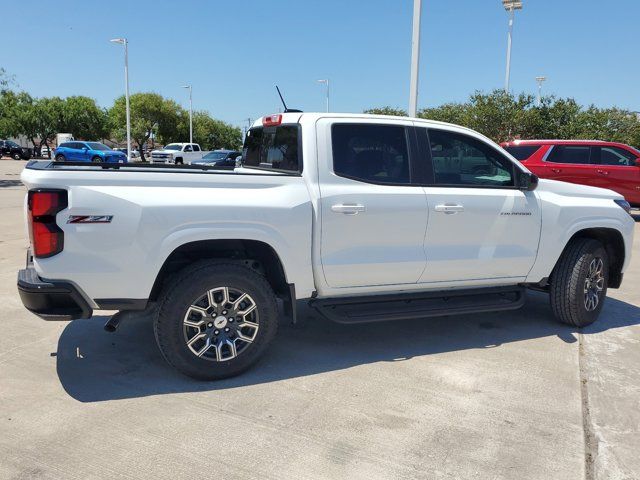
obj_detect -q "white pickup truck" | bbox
[150,142,204,164]
[18,113,634,380]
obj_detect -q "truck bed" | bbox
[20,160,315,304]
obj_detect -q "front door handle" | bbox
[596,169,609,175]
[551,168,562,173]
[331,204,366,215]
[434,203,464,214]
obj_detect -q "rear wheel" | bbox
[154,261,279,380]
[91,156,102,163]
[550,238,608,327]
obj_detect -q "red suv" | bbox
[501,140,640,207]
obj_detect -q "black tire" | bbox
[54,154,66,162]
[550,238,608,327]
[91,156,102,163]
[12,152,21,160]
[175,157,184,165]
[154,261,279,380]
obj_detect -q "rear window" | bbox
[503,145,541,161]
[243,125,301,172]
[546,146,592,164]
[331,124,410,184]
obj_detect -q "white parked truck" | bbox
[18,112,634,380]
[150,142,204,164]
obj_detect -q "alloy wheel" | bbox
[583,257,605,311]
[183,286,259,361]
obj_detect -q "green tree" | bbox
[63,96,108,140]
[363,106,408,117]
[32,96,67,157]
[109,93,182,161]
[178,111,242,150]
[418,102,469,126]
[365,90,640,147]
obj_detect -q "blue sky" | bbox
[4,0,638,128]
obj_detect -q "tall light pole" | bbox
[181,85,193,144]
[317,79,330,112]
[535,76,546,107]
[110,38,131,162]
[502,1,522,93]
[408,0,422,117]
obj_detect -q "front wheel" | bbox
[550,238,608,327]
[12,152,22,160]
[54,154,66,162]
[154,261,279,380]
[91,156,102,163]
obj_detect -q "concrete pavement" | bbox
[0,159,638,479]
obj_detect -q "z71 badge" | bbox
[67,215,114,224]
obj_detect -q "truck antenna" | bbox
[275,86,302,113]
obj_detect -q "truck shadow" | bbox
[55,292,640,402]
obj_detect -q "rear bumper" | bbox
[17,263,93,321]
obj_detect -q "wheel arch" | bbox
[149,239,295,317]
[554,227,626,288]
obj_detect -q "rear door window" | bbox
[546,146,592,164]
[331,124,410,184]
[503,145,541,161]
[243,125,301,172]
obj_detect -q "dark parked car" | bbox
[192,149,241,167]
[0,140,31,160]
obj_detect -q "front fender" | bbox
[525,198,634,283]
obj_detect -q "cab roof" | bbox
[251,112,485,135]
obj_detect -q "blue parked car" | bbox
[54,141,128,163]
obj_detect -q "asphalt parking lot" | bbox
[0,159,638,480]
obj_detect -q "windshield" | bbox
[7,141,20,148]
[203,152,228,160]
[164,144,182,151]
[86,142,111,151]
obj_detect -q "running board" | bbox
[310,286,526,324]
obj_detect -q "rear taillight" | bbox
[28,190,68,258]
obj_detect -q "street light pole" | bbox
[502,1,523,94]
[408,0,422,117]
[110,38,132,162]
[182,85,193,144]
[317,79,330,112]
[535,76,546,107]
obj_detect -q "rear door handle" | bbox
[331,204,366,215]
[434,203,464,214]
[551,168,562,173]
[597,169,609,175]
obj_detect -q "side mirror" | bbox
[519,171,538,191]
[635,158,640,167]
